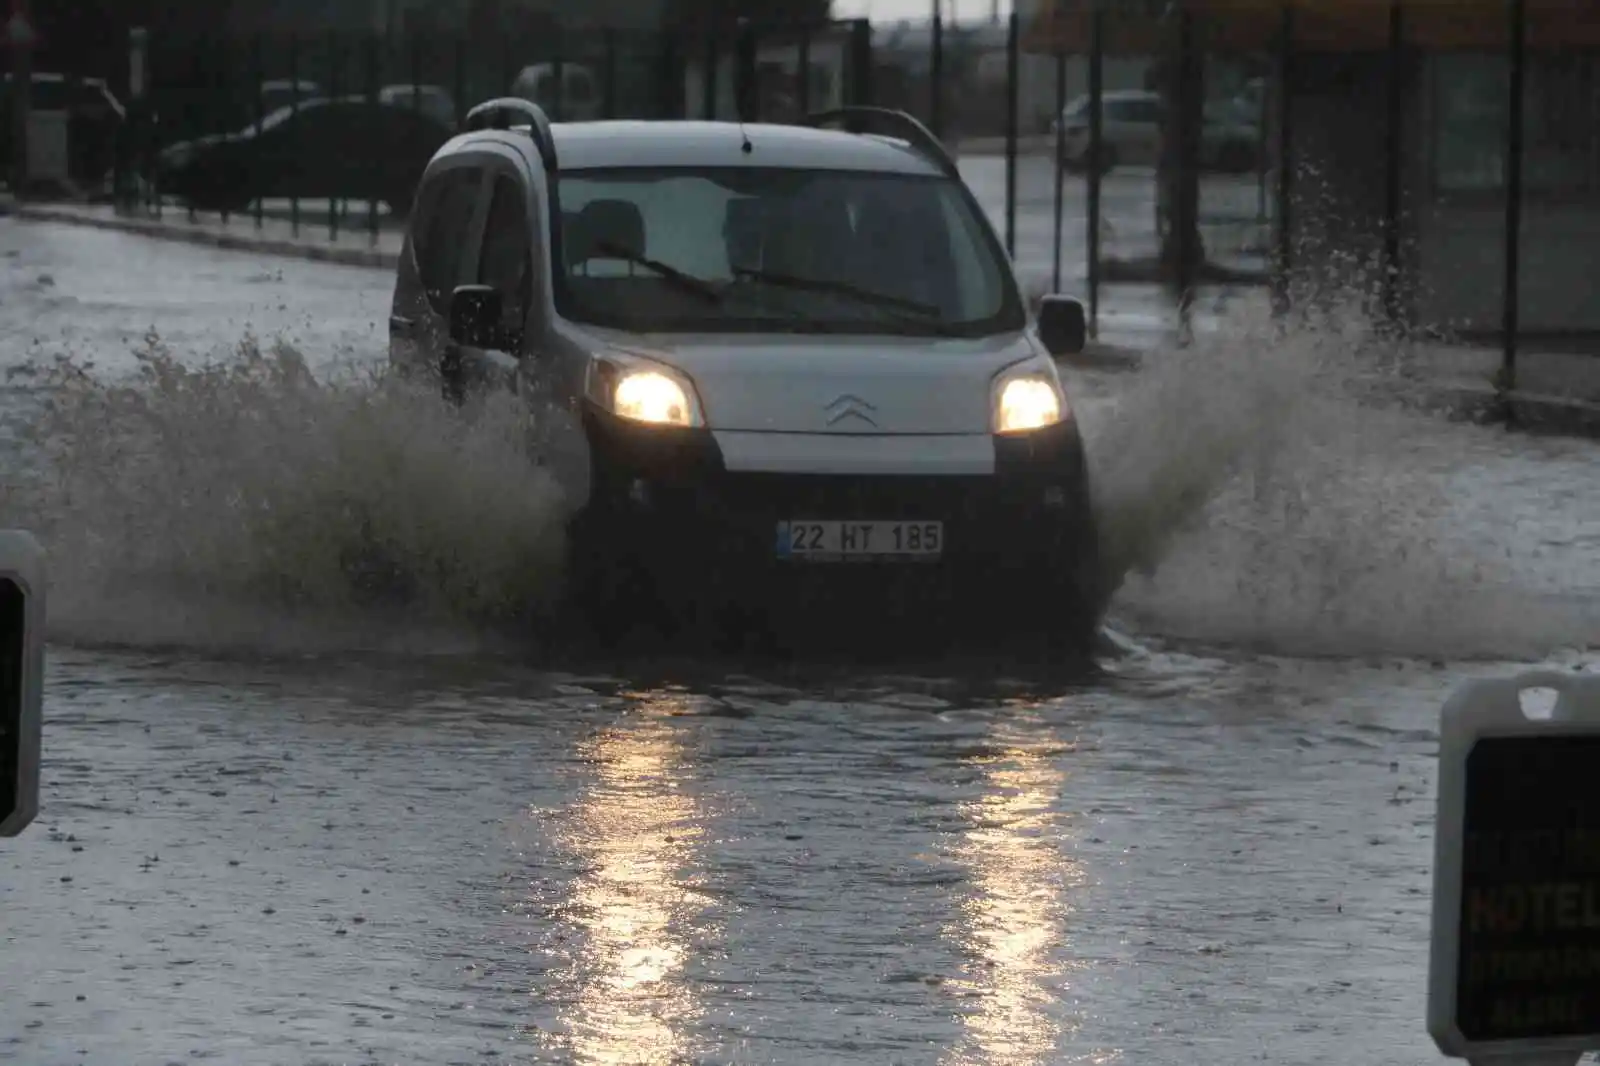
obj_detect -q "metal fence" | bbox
[9,2,1598,385]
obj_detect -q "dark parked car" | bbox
[155,95,452,215]
[0,72,126,194]
[203,80,326,141]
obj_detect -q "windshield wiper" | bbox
[593,240,723,304]
[730,266,943,321]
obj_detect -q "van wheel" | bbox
[564,504,665,646]
[1028,491,1107,661]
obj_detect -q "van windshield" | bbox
[551,166,1025,337]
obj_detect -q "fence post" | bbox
[1167,4,1203,339]
[734,18,757,122]
[251,33,264,228]
[288,32,300,236]
[1052,44,1066,294]
[327,29,340,242]
[849,19,873,108]
[702,29,717,118]
[797,23,811,115]
[367,32,379,243]
[188,40,203,222]
[453,35,466,127]
[502,37,515,112]
[214,37,230,226]
[7,12,33,198]
[929,11,943,138]
[602,28,618,120]
[1087,1,1104,337]
[1382,0,1405,332]
[412,32,429,120]
[1004,11,1019,261]
[551,25,566,121]
[1271,3,1292,318]
[1500,0,1527,415]
[149,31,162,219]
[658,29,682,119]
[127,26,151,215]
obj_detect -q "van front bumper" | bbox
[576,409,1100,614]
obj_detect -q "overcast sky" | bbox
[833,0,1015,22]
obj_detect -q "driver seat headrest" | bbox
[568,199,646,269]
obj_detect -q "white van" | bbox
[388,101,1104,648]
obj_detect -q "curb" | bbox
[1432,385,1600,440]
[2,200,400,270]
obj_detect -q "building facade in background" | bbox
[1025,0,1600,337]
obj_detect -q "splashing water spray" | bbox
[0,259,1594,660]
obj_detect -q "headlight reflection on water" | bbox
[544,695,712,1065]
[942,727,1094,1066]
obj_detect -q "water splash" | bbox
[1076,293,1599,661]
[1,299,1594,662]
[1,331,569,653]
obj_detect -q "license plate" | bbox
[776,520,943,560]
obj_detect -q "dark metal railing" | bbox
[8,2,1587,406]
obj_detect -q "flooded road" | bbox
[5,648,1531,1066]
[1,218,1597,1065]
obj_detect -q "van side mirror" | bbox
[1037,295,1088,357]
[449,284,504,349]
[1,530,45,839]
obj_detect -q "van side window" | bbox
[414,168,482,314]
[477,175,534,332]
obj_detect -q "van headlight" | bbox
[993,367,1065,434]
[585,356,704,428]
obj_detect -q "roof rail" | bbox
[800,107,959,179]
[462,97,558,171]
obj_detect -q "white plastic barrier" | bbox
[1429,668,1600,1065]
[0,530,45,839]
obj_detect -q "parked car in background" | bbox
[0,72,126,195]
[156,95,453,215]
[259,79,324,116]
[378,84,458,130]
[510,62,601,120]
[1054,89,1260,174]
[161,80,326,151]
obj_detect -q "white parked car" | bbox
[509,63,601,121]
[388,101,1104,648]
[1055,88,1260,174]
